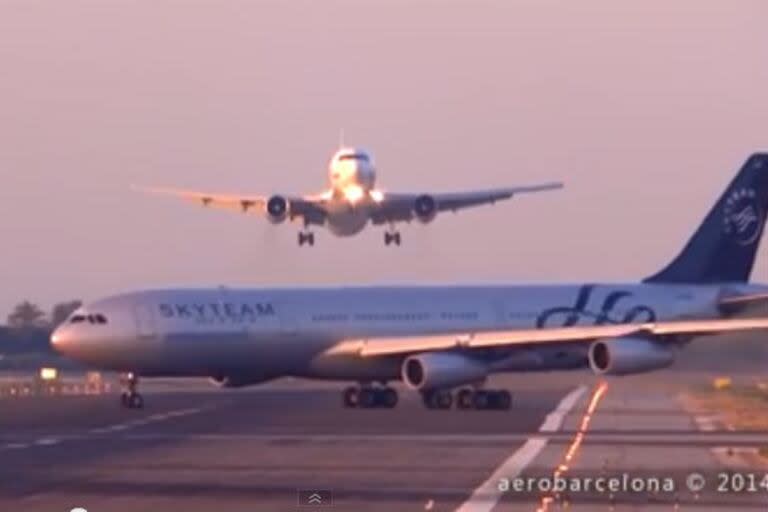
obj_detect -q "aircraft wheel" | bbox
[495,390,512,410]
[125,392,144,409]
[456,388,474,409]
[381,387,398,408]
[436,391,453,409]
[342,386,359,408]
[298,232,315,246]
[358,388,377,408]
[423,390,452,410]
[472,390,491,410]
[384,231,401,246]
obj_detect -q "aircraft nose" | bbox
[50,325,75,354]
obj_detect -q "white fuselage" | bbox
[323,147,378,236]
[51,282,764,383]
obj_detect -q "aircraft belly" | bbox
[135,330,331,376]
[326,207,369,236]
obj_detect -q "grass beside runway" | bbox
[683,379,768,460]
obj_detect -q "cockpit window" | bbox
[70,313,108,324]
[87,314,108,324]
[338,153,369,162]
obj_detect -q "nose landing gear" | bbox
[119,372,144,409]
[298,231,315,246]
[384,231,401,246]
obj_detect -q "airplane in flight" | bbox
[136,146,563,246]
[55,153,768,410]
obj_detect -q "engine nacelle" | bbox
[401,352,488,391]
[588,337,675,376]
[266,195,289,224]
[413,194,437,223]
[209,374,273,388]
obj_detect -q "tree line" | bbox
[1,300,82,356]
[6,300,82,330]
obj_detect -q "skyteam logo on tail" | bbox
[723,188,763,246]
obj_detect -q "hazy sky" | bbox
[1,0,767,317]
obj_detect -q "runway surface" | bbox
[1,371,767,511]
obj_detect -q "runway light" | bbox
[39,367,58,381]
[537,381,609,512]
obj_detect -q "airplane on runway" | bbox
[135,146,563,246]
[55,153,768,410]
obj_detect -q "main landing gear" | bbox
[342,385,399,409]
[119,372,144,409]
[298,231,315,247]
[423,388,512,411]
[384,230,401,246]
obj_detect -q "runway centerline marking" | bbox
[454,385,587,512]
[88,407,205,435]
[34,437,59,446]
[3,443,29,450]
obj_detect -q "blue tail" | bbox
[644,153,768,284]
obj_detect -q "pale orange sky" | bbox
[1,0,767,316]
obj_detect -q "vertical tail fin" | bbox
[644,153,768,284]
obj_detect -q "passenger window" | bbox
[95,314,108,324]
[70,315,86,324]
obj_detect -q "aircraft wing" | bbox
[370,182,563,224]
[348,317,768,358]
[133,186,327,225]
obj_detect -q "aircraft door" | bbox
[134,303,156,339]
[279,300,299,336]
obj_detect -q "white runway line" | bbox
[454,385,587,512]
[4,443,29,450]
[34,438,59,446]
[88,407,205,435]
[694,415,717,432]
[117,434,564,443]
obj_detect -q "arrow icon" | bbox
[298,489,332,507]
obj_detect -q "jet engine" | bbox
[588,337,675,376]
[401,352,488,390]
[209,374,273,388]
[413,194,437,223]
[266,195,289,223]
